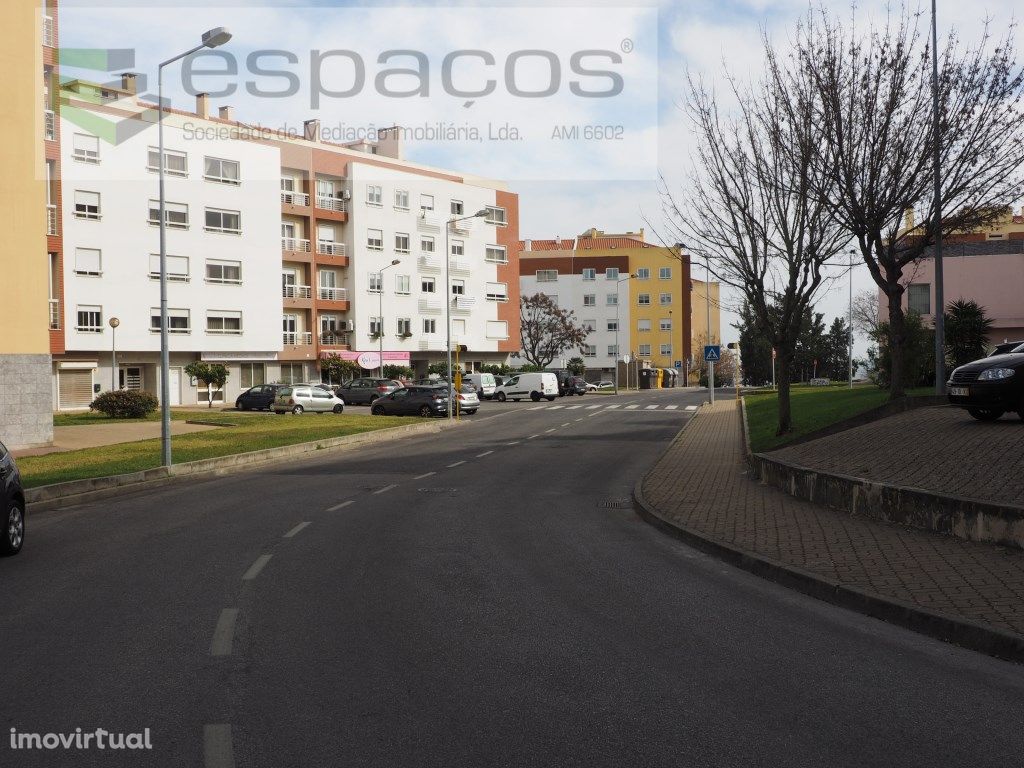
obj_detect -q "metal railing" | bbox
[452,296,477,312]
[318,286,347,302]
[280,190,309,206]
[281,237,311,252]
[316,195,346,212]
[418,255,442,271]
[48,299,60,330]
[283,331,312,346]
[418,339,446,351]
[46,204,57,235]
[319,331,350,346]
[42,15,55,47]
[418,298,442,313]
[316,240,345,256]
[448,260,471,274]
[44,110,55,141]
[282,284,311,299]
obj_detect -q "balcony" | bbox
[281,190,309,206]
[318,286,347,302]
[281,237,311,252]
[316,239,345,256]
[283,331,313,346]
[44,110,55,141]
[418,254,442,271]
[449,218,475,235]
[448,260,471,275]
[452,296,477,313]
[418,339,446,351]
[46,204,57,235]
[43,16,55,47]
[418,298,442,314]
[282,284,311,299]
[416,213,441,233]
[316,195,346,212]
[48,299,60,330]
[319,331,350,346]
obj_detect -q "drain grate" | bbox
[598,499,633,509]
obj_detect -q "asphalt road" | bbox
[3,386,1024,767]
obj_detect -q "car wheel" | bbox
[496,392,507,402]
[1,501,24,556]
[292,404,304,415]
[333,404,344,414]
[968,408,1003,421]
[237,401,248,411]
[371,404,385,416]
[419,405,433,418]
[530,392,541,402]
[369,394,378,404]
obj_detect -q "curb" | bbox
[26,419,465,513]
[632,415,1024,663]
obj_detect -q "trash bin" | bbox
[639,369,655,389]
[661,369,674,388]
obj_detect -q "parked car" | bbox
[585,381,598,392]
[463,372,497,400]
[596,381,614,390]
[989,341,1024,356]
[947,342,1024,421]
[335,378,402,405]
[370,385,451,417]
[493,372,559,402]
[235,384,282,411]
[566,376,588,396]
[1,440,25,556]
[272,385,346,415]
[455,383,480,415]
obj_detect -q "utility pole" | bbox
[931,0,946,393]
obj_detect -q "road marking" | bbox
[530,405,547,410]
[561,422,570,427]
[625,405,639,410]
[372,484,397,495]
[242,554,272,581]
[413,472,435,480]
[545,428,556,433]
[527,434,540,440]
[209,609,239,657]
[605,404,621,409]
[447,460,466,468]
[327,500,354,511]
[567,405,584,410]
[548,405,565,410]
[505,440,521,445]
[665,405,679,410]
[283,521,311,538]
[576,418,585,422]
[686,405,698,411]
[476,450,493,457]
[645,405,658,410]
[586,404,601,410]
[203,724,235,768]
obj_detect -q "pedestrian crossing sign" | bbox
[704,345,721,362]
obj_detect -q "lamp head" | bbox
[473,209,488,217]
[390,259,401,265]
[202,27,232,48]
[108,317,120,329]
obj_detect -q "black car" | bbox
[235,384,282,411]
[1,440,25,556]
[947,342,1024,421]
[336,378,402,405]
[990,341,1024,356]
[370,386,450,417]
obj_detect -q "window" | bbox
[421,235,435,253]
[206,260,242,284]
[450,239,465,258]
[395,189,409,209]
[279,363,304,385]
[240,363,265,388]
[582,345,597,357]
[397,317,412,335]
[150,308,190,334]
[583,294,596,307]
[74,191,100,219]
[638,293,651,306]
[395,232,410,253]
[76,305,102,332]
[204,157,240,184]
[368,272,383,292]
[452,318,467,336]
[451,279,465,295]
[451,199,464,215]
[207,311,242,334]
[367,229,383,250]
[74,248,101,275]
[204,208,241,234]
[606,268,620,280]
[395,274,411,294]
[72,133,100,164]
[366,185,382,206]
[147,147,187,176]
[420,194,434,212]
[638,319,651,332]
[606,319,618,332]
[423,318,437,334]
[484,205,506,225]
[659,293,672,305]
[638,344,651,357]
[149,254,189,281]
[485,245,508,263]
[317,223,336,245]
[369,316,382,336]
[606,293,618,306]
[660,318,672,331]
[908,283,930,315]
[486,320,509,339]
[581,319,596,332]
[149,200,188,229]
[536,269,558,282]
[607,344,619,356]
[660,344,672,356]
[659,267,672,280]
[421,277,436,293]
[485,282,508,302]
[582,268,596,281]
[636,267,650,280]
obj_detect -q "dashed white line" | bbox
[283,521,311,538]
[506,440,521,445]
[576,418,585,422]
[209,609,239,657]
[547,405,565,410]
[586,404,601,410]
[447,460,466,468]
[645,405,658,410]
[567,405,584,410]
[561,422,570,427]
[686,405,698,411]
[545,428,556,433]
[666,405,679,410]
[476,450,493,457]
[326,500,354,511]
[527,434,540,440]
[413,472,435,480]
[530,405,547,410]
[605,404,621,409]
[203,724,235,768]
[625,405,639,410]
[372,484,398,495]
[242,554,272,581]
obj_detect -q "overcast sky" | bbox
[59,0,1022,356]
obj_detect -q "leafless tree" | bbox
[519,293,590,369]
[796,7,1024,397]
[851,290,880,340]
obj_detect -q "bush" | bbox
[90,390,159,419]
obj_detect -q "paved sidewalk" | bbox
[13,421,217,458]
[640,400,1024,645]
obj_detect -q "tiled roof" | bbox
[521,239,575,251]
[521,236,657,251]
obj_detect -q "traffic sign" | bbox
[703,345,721,362]
[674,360,683,369]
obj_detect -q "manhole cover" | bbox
[598,500,633,509]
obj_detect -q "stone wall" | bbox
[0,354,53,448]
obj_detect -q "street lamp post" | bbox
[445,209,488,419]
[706,252,715,405]
[667,308,673,372]
[157,26,232,467]
[931,0,946,394]
[848,249,855,389]
[377,259,401,377]
[613,274,632,394]
[108,317,120,390]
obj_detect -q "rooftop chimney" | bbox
[903,207,916,230]
[304,119,321,142]
[218,105,234,121]
[196,93,210,120]
[119,73,138,95]
[524,238,532,251]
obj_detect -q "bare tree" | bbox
[519,293,590,369]
[851,289,880,340]
[796,8,1024,398]
[661,48,848,435]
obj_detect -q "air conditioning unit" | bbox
[342,189,352,200]
[343,319,354,331]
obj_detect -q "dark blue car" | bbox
[1,440,25,556]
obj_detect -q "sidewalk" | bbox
[638,400,1024,654]
[13,421,217,458]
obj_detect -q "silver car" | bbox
[272,385,346,415]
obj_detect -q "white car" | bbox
[494,372,559,402]
[585,382,599,392]
[455,383,480,415]
[272,385,346,415]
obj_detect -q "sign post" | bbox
[703,345,720,404]
[771,348,777,391]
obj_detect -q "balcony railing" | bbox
[280,190,309,206]
[281,237,311,252]
[316,195,346,212]
[44,110,55,141]
[418,298,442,314]
[448,260,471,275]
[316,239,345,256]
[452,296,477,312]
[283,331,312,346]
[318,286,347,302]
[418,339,446,351]
[48,299,60,330]
[43,15,55,47]
[449,218,475,235]
[417,213,441,233]
[418,254,442,271]
[282,284,311,299]
[46,204,57,235]
[319,331,350,346]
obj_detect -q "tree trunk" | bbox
[208,382,214,408]
[776,355,793,436]
[885,284,907,400]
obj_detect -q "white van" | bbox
[494,372,559,402]
[463,372,497,399]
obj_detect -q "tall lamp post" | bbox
[666,309,673,372]
[157,27,232,467]
[848,249,855,389]
[706,252,715,405]
[445,209,488,419]
[931,0,946,394]
[377,259,401,377]
[613,274,632,394]
[108,316,120,390]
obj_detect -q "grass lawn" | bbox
[21,412,407,489]
[52,408,252,427]
[744,384,932,453]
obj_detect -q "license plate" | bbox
[950,386,969,397]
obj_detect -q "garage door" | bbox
[58,368,93,409]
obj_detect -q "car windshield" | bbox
[278,387,292,396]
[1013,343,1024,354]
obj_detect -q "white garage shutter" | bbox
[58,369,93,409]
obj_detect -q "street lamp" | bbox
[377,259,401,377]
[931,0,946,394]
[157,26,232,467]
[666,308,673,372]
[614,274,632,394]
[848,249,855,389]
[705,251,715,404]
[108,316,120,390]
[445,208,487,419]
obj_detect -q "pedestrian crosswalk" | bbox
[518,401,695,413]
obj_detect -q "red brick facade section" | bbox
[495,190,520,354]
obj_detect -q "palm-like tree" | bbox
[945,299,994,369]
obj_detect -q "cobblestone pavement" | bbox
[641,401,1024,638]
[768,406,1024,506]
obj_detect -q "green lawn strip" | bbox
[744,384,931,453]
[20,414,407,488]
[52,409,257,427]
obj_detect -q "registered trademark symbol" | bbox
[621,38,633,53]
